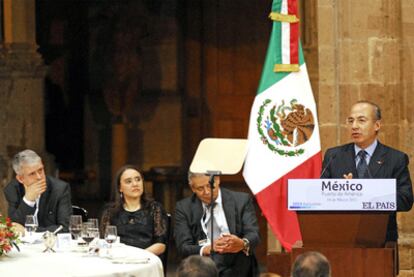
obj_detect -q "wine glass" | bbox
[25,215,38,237]
[81,222,100,255]
[81,222,95,245]
[69,215,82,242]
[87,218,99,229]
[87,218,100,246]
[104,225,117,248]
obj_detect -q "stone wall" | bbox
[317,0,414,275]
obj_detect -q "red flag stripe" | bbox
[288,0,299,64]
[255,151,322,251]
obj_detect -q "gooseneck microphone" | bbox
[320,153,336,178]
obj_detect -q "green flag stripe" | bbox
[257,1,305,95]
[273,0,282,14]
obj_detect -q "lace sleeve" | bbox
[151,201,168,244]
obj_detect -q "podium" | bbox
[267,179,397,277]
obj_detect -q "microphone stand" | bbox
[207,170,221,256]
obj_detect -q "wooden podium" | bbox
[267,178,398,277]
[267,211,397,277]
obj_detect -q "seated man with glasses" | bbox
[174,172,260,277]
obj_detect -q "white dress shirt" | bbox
[23,196,40,219]
[199,189,230,255]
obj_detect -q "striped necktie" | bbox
[203,202,220,241]
[357,150,368,178]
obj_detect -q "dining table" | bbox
[0,238,164,277]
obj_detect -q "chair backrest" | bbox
[160,212,172,275]
[72,205,88,222]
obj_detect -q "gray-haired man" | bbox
[3,149,72,232]
[175,172,260,277]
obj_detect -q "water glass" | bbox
[25,215,38,236]
[88,218,99,229]
[69,215,82,241]
[104,225,117,248]
[81,222,94,244]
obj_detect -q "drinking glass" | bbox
[69,215,82,241]
[87,218,99,229]
[81,222,100,256]
[87,218,100,246]
[81,222,95,245]
[89,228,100,243]
[104,225,117,248]
[25,215,38,236]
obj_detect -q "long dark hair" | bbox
[107,165,153,216]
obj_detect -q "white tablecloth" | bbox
[0,242,164,277]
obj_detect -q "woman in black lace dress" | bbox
[100,165,167,255]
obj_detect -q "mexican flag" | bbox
[243,0,322,251]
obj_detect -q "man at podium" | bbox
[320,100,413,242]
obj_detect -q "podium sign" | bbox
[288,179,396,211]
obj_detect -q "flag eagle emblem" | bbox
[257,98,315,156]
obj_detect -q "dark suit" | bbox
[321,142,413,241]
[174,188,260,277]
[3,176,72,232]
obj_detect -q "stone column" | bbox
[0,0,47,215]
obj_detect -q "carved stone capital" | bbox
[0,43,48,78]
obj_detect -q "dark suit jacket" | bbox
[321,142,413,241]
[3,176,72,232]
[174,188,260,277]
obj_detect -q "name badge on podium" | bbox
[288,179,396,211]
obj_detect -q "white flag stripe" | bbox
[281,0,290,64]
[243,64,320,195]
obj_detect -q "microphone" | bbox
[320,153,336,178]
